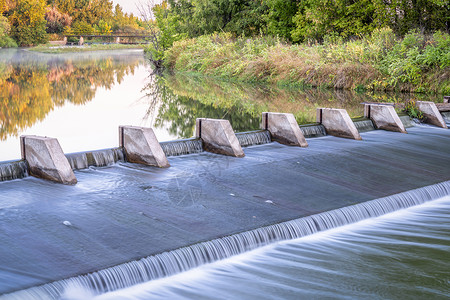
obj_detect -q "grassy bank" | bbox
[165,29,450,94]
[29,43,144,54]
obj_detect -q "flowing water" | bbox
[94,195,450,300]
[299,124,327,138]
[0,160,28,181]
[3,181,449,300]
[66,148,125,170]
[235,130,272,147]
[353,119,375,132]
[442,111,450,125]
[1,48,449,299]
[160,139,204,157]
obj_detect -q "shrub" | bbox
[45,6,72,34]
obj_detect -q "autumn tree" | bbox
[45,6,72,33]
[9,0,48,46]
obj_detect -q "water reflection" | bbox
[0,48,442,160]
[0,48,143,141]
[150,73,440,138]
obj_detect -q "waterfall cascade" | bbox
[0,160,28,181]
[299,124,327,138]
[160,138,204,157]
[235,130,272,147]
[4,181,448,300]
[353,119,375,133]
[441,111,450,123]
[399,115,414,128]
[66,148,124,170]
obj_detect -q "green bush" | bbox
[0,36,18,47]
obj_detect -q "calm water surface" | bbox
[0,48,442,161]
[93,196,450,300]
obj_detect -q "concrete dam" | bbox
[0,103,449,299]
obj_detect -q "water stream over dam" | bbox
[95,195,450,300]
[1,49,449,299]
[0,125,449,298]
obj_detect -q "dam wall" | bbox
[0,124,449,296]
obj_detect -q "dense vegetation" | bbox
[145,0,449,94]
[0,0,145,46]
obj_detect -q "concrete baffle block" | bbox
[119,126,170,168]
[261,112,308,147]
[416,101,448,129]
[196,118,245,157]
[444,96,449,103]
[364,104,407,133]
[20,135,77,185]
[317,108,362,140]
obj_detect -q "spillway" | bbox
[0,125,449,299]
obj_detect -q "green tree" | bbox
[264,0,298,40]
[0,15,17,47]
[71,20,94,34]
[9,0,48,46]
[94,19,112,35]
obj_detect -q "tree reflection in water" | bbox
[0,49,143,141]
[146,73,439,139]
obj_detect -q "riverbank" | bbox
[164,30,450,94]
[29,43,144,54]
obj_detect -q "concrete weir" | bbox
[416,101,448,129]
[317,108,362,140]
[20,135,77,185]
[1,126,449,296]
[119,126,170,168]
[262,112,308,147]
[364,104,407,133]
[196,118,245,157]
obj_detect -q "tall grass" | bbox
[165,29,450,94]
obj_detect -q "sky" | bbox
[111,0,142,16]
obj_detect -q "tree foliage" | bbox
[151,0,449,43]
[45,6,71,34]
[9,0,48,46]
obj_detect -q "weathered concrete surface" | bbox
[1,126,449,294]
[416,101,448,129]
[119,126,169,168]
[20,135,77,185]
[317,108,362,140]
[437,103,450,112]
[196,118,244,157]
[364,104,407,133]
[262,112,308,147]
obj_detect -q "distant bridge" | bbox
[50,34,151,46]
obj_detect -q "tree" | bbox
[94,19,112,35]
[45,6,72,33]
[264,0,298,40]
[9,0,48,46]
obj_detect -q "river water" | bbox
[0,48,442,161]
[93,196,450,300]
[0,49,448,299]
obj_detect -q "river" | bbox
[0,48,442,161]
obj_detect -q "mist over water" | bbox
[94,196,450,300]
